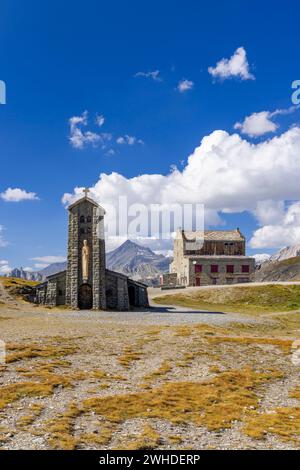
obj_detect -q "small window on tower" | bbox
[80,216,85,223]
[87,216,92,223]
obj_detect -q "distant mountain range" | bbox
[255,243,300,282]
[6,240,171,286]
[255,256,300,282]
[106,239,171,284]
[269,243,300,262]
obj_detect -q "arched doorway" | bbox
[79,284,93,310]
[128,285,136,306]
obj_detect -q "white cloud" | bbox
[31,256,67,264]
[0,260,8,265]
[23,266,34,272]
[250,202,300,249]
[134,70,162,82]
[0,226,8,247]
[177,79,194,93]
[69,111,111,149]
[234,111,278,137]
[33,263,49,269]
[234,106,300,137]
[0,264,12,275]
[208,47,254,81]
[95,114,105,127]
[105,149,116,156]
[253,200,286,226]
[116,135,144,145]
[63,126,300,250]
[1,188,39,202]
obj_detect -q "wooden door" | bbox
[79,284,93,310]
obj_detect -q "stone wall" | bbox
[105,270,129,310]
[45,278,57,307]
[161,273,178,288]
[66,206,79,308]
[187,257,255,286]
[92,205,106,310]
[36,284,47,304]
[66,199,106,310]
[127,279,149,308]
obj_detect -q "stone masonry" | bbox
[35,191,149,310]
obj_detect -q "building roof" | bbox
[68,196,106,215]
[180,228,245,242]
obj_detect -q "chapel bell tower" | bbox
[65,188,106,310]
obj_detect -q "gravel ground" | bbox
[0,285,299,450]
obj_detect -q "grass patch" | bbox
[0,382,53,411]
[17,403,44,428]
[117,425,161,450]
[46,403,81,450]
[118,346,142,368]
[243,386,300,443]
[153,284,300,314]
[6,340,76,363]
[206,336,293,353]
[143,360,172,382]
[0,276,38,288]
[83,367,283,431]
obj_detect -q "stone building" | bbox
[165,228,255,287]
[35,190,149,310]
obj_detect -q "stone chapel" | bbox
[35,190,149,310]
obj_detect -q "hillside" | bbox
[255,256,300,282]
[153,283,300,314]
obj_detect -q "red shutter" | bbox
[195,264,202,273]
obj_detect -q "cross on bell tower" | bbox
[83,187,90,198]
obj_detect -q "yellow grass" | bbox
[0,382,53,411]
[153,284,300,314]
[117,425,161,450]
[83,367,283,431]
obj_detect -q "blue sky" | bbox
[1,0,300,271]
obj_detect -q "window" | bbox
[226,265,234,273]
[242,265,249,273]
[212,278,217,285]
[211,264,218,273]
[80,216,85,223]
[194,264,202,273]
[87,215,92,223]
